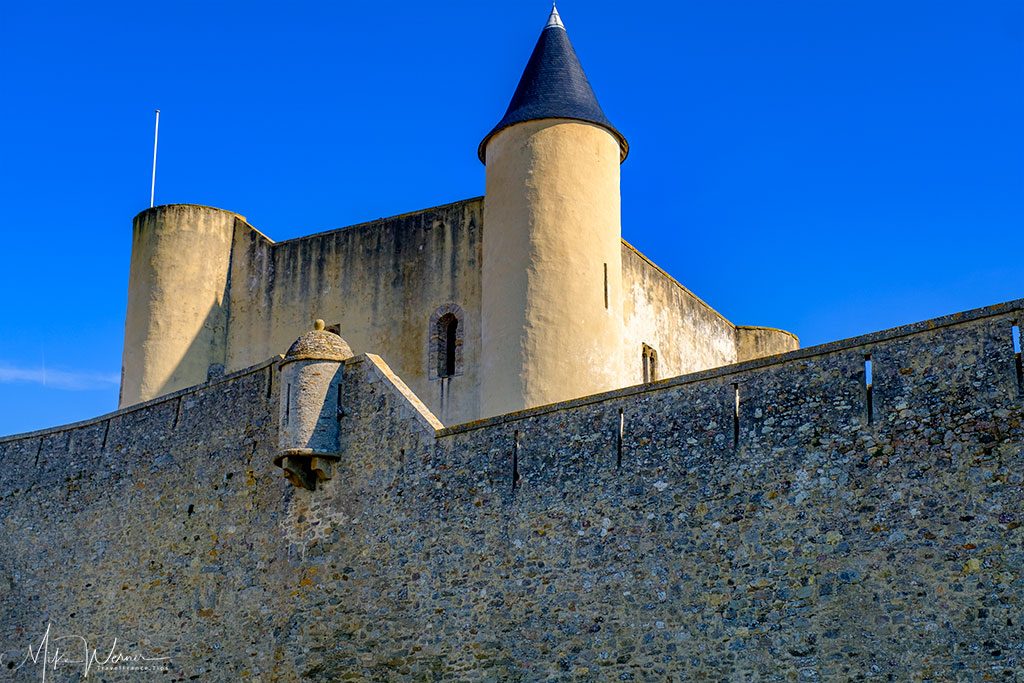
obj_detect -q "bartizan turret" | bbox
[275,320,354,491]
[478,6,630,418]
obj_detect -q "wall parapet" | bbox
[440,296,1024,435]
[271,196,484,248]
[7,297,1022,445]
[620,238,737,329]
[0,357,281,443]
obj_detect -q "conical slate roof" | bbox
[478,6,628,163]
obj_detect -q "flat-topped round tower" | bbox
[121,204,245,406]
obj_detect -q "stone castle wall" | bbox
[121,198,795,426]
[619,241,798,384]
[2,300,1021,680]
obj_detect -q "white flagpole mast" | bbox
[150,109,160,208]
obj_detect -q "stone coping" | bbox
[360,354,444,433]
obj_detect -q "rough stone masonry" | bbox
[1,299,1022,680]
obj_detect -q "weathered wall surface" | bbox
[620,242,799,384]
[735,324,800,362]
[300,300,1023,680]
[1,361,284,679]
[226,198,483,425]
[0,356,440,681]
[120,196,799,425]
[481,120,625,418]
[120,205,242,406]
[3,300,1021,680]
[621,241,739,381]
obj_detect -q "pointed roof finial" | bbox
[478,4,628,163]
[546,3,564,30]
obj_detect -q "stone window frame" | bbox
[429,303,465,380]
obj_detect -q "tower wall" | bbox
[735,325,800,361]
[120,204,238,406]
[480,119,625,417]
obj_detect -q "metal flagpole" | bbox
[150,109,160,208]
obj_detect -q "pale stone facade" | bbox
[119,7,797,423]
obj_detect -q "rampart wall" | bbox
[2,300,1021,680]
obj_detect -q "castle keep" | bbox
[118,5,796,425]
[2,8,1022,681]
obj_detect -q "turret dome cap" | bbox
[478,6,628,163]
[284,320,353,362]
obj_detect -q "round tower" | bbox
[275,320,354,491]
[120,204,242,407]
[479,6,629,418]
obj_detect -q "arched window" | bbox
[438,313,458,378]
[429,303,465,379]
[642,344,658,383]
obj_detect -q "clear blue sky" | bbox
[1,1,1021,435]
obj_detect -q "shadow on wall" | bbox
[121,300,229,408]
[120,204,244,408]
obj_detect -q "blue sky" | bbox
[1,0,1021,435]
